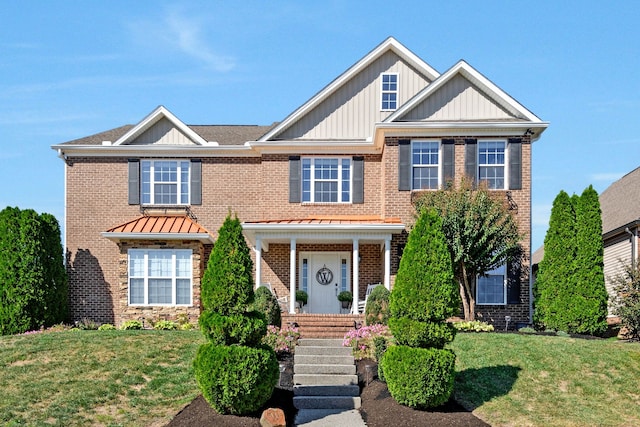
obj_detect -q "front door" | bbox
[308,253,341,314]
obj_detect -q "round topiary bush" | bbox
[199,310,267,347]
[380,345,456,409]
[252,286,281,327]
[365,285,391,325]
[388,317,456,349]
[193,342,279,415]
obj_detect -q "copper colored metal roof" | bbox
[244,215,403,225]
[104,215,213,241]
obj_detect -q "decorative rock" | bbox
[260,408,286,427]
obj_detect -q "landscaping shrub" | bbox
[120,320,143,330]
[76,318,100,330]
[262,324,301,357]
[199,310,267,346]
[342,324,391,360]
[388,317,456,349]
[98,323,116,331]
[252,286,281,327]
[380,345,456,409]
[365,285,391,325]
[611,258,640,340]
[453,320,495,332]
[193,342,279,415]
[153,320,178,330]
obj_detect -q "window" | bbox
[301,258,308,293]
[478,141,506,190]
[341,258,348,293]
[412,141,440,189]
[128,249,192,306]
[477,264,506,305]
[141,160,190,205]
[381,73,398,110]
[302,158,352,203]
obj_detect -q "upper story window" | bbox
[381,73,398,111]
[141,160,190,205]
[129,249,192,306]
[302,158,352,203]
[477,264,507,305]
[412,141,440,190]
[478,141,506,190]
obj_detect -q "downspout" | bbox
[625,227,636,269]
[528,144,534,326]
[57,149,68,268]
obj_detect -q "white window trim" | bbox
[411,140,441,190]
[141,159,191,206]
[380,72,399,111]
[128,249,193,306]
[301,157,352,204]
[476,264,507,305]
[478,140,508,190]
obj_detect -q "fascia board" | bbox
[113,106,212,146]
[242,223,406,233]
[258,37,440,142]
[387,60,544,124]
[247,140,381,154]
[51,144,260,158]
[101,232,214,244]
[375,121,549,140]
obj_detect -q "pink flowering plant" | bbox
[262,324,301,358]
[342,324,392,360]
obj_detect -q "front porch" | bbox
[282,313,364,338]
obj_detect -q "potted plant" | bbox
[296,290,308,308]
[338,291,352,309]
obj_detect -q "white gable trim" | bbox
[385,60,543,124]
[113,105,216,146]
[258,37,440,142]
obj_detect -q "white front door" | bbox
[308,253,341,314]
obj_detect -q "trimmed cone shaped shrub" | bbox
[388,317,456,349]
[199,310,267,346]
[194,343,279,415]
[365,285,391,326]
[381,345,456,409]
[252,286,281,327]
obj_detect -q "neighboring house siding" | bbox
[403,74,514,121]
[604,235,632,308]
[278,51,432,140]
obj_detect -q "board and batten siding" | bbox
[278,50,432,140]
[402,74,514,121]
[129,117,197,145]
[604,235,632,313]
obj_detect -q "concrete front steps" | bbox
[282,313,363,338]
[293,338,360,412]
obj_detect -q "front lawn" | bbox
[1,329,638,426]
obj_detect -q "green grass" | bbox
[2,330,639,426]
[450,333,640,427]
[0,330,204,426]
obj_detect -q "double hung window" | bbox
[477,264,506,305]
[302,158,352,203]
[478,141,506,190]
[128,249,192,306]
[381,73,398,111]
[412,141,440,190]
[141,160,190,205]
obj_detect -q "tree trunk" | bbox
[459,263,476,321]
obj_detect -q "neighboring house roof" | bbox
[102,215,214,243]
[599,166,640,236]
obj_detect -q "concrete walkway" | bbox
[293,338,366,426]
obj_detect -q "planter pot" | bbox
[341,301,351,309]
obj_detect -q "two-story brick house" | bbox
[53,37,547,329]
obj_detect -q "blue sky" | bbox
[1,1,639,251]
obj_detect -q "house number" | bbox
[316,265,333,286]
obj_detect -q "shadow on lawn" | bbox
[454,365,521,410]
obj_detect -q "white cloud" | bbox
[127,9,235,72]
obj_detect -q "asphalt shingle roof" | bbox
[599,166,640,235]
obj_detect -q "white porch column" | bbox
[289,238,296,314]
[255,238,262,289]
[384,237,391,290]
[352,239,359,314]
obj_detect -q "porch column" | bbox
[289,238,296,314]
[352,239,359,314]
[255,238,262,289]
[384,237,391,290]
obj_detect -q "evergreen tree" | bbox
[381,209,459,408]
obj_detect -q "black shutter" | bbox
[506,262,521,304]
[289,156,301,203]
[508,138,522,190]
[398,139,411,191]
[352,156,364,204]
[190,159,202,205]
[442,139,455,185]
[128,159,140,205]
[464,139,477,185]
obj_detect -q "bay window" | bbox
[128,249,192,306]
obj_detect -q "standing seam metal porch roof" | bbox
[102,215,214,243]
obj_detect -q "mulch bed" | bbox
[166,355,489,427]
